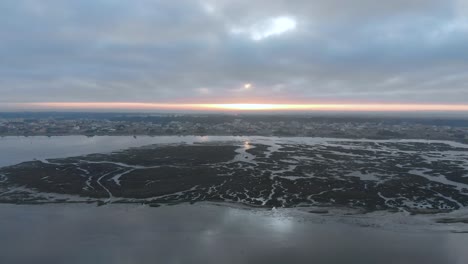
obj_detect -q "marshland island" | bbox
[1,137,467,215]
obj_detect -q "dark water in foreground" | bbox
[0,203,467,264]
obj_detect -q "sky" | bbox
[1,0,468,111]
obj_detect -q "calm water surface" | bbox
[0,136,215,167]
[0,136,467,264]
[0,204,467,264]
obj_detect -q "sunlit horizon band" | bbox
[4,102,468,112]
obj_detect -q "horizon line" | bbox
[2,102,468,112]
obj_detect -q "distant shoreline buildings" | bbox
[0,113,467,143]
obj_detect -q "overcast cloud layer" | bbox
[1,0,468,104]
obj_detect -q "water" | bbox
[2,135,467,167]
[0,203,467,264]
[0,136,212,167]
[1,136,468,263]
[0,135,263,167]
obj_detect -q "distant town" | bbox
[1,112,467,143]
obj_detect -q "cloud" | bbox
[0,0,467,105]
[230,16,297,41]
